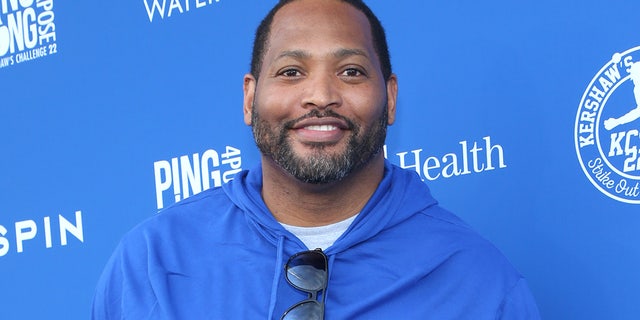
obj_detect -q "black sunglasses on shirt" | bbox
[280,249,328,320]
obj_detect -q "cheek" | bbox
[341,79,387,113]
[255,85,301,120]
[347,93,387,124]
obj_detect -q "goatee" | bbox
[251,106,388,184]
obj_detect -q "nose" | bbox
[301,73,342,110]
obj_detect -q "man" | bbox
[93,0,541,319]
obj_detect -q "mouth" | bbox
[291,115,351,130]
[289,116,352,144]
[303,124,339,131]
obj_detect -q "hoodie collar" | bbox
[222,160,438,255]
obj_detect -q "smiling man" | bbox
[93,1,540,319]
[243,0,397,228]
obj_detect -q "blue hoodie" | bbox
[92,161,540,319]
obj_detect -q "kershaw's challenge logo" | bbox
[575,46,640,204]
[0,0,57,69]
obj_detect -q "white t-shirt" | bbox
[280,214,359,251]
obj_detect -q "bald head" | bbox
[249,0,392,81]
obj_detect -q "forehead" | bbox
[265,0,376,63]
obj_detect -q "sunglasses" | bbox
[280,249,328,320]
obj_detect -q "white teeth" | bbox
[305,125,337,131]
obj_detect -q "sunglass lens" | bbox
[281,300,323,320]
[286,252,327,291]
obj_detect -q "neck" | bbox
[261,154,385,227]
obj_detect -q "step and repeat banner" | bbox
[1,0,639,319]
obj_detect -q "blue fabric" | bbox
[92,161,541,319]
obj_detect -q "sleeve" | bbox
[91,243,125,320]
[91,235,158,320]
[496,278,542,320]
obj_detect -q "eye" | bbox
[340,67,365,77]
[279,68,302,77]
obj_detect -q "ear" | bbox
[243,74,256,126]
[385,74,398,125]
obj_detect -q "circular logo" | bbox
[575,46,640,204]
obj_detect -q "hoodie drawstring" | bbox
[323,254,335,308]
[268,236,285,319]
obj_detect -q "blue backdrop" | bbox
[1,0,639,319]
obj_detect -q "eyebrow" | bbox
[276,50,310,60]
[333,48,368,59]
[275,48,369,61]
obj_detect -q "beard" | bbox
[252,106,388,184]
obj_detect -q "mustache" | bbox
[284,109,356,130]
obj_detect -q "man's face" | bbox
[243,0,397,184]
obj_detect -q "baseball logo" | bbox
[575,46,640,204]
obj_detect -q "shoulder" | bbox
[132,187,232,235]
[417,205,516,270]
[107,186,241,265]
[381,204,524,292]
[412,207,541,316]
[419,206,540,313]
[92,187,240,316]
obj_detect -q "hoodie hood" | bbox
[221,160,438,255]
